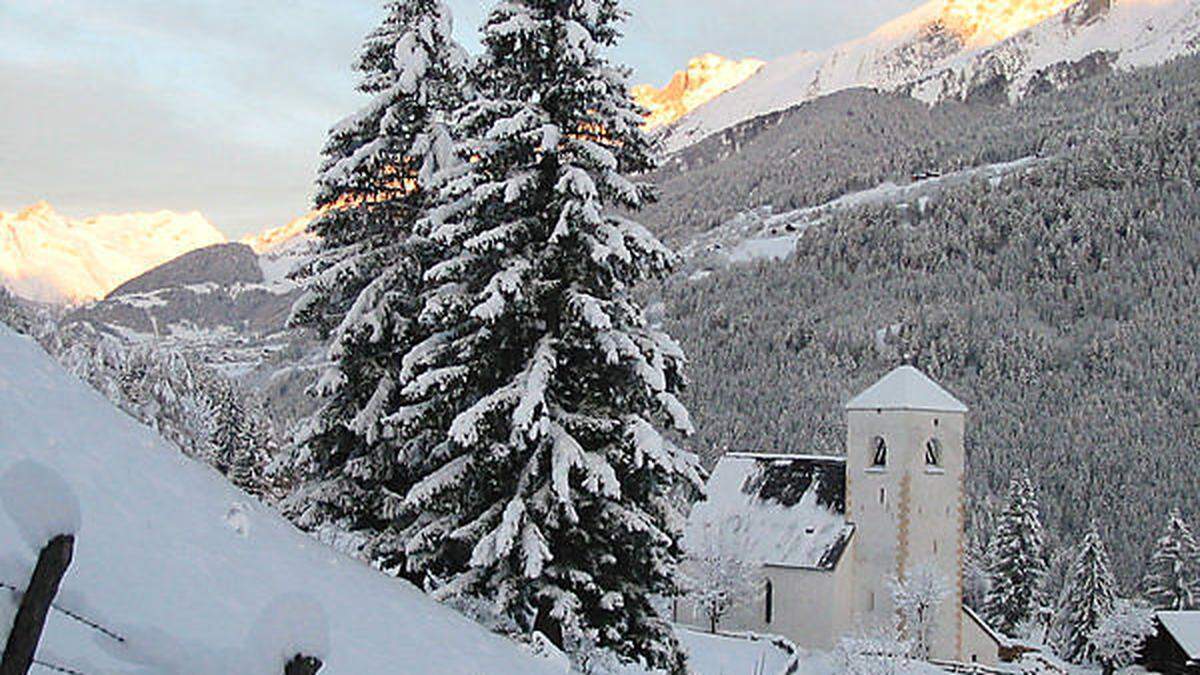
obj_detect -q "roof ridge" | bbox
[845,365,968,413]
[726,451,846,462]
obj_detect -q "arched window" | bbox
[871,436,888,467]
[925,438,943,467]
[764,579,773,624]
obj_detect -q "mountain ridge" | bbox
[661,0,1200,151]
[0,202,226,304]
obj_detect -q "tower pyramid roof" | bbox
[845,365,968,413]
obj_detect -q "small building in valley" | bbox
[675,366,1004,666]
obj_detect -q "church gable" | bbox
[685,453,853,571]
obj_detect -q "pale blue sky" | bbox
[0,1,923,236]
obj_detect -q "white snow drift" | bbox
[0,325,559,675]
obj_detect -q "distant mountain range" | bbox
[0,202,225,304]
[0,202,313,304]
[660,0,1200,151]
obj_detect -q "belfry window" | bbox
[871,436,888,467]
[764,580,773,624]
[925,438,943,467]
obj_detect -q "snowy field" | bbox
[0,326,559,674]
[676,629,795,675]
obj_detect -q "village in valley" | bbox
[2,0,1200,674]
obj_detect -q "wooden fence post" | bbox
[285,654,323,675]
[0,534,75,675]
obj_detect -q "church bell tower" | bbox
[844,366,968,660]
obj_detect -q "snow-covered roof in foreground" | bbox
[845,365,968,413]
[0,327,557,675]
[1159,611,1200,659]
[684,453,852,570]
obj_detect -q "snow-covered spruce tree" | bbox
[286,0,467,568]
[394,1,703,670]
[207,379,271,496]
[984,473,1048,636]
[1055,524,1118,664]
[1143,508,1200,610]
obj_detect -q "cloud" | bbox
[0,0,381,235]
[0,60,316,235]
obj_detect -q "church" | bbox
[675,366,1005,666]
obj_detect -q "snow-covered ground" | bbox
[0,325,560,674]
[683,156,1046,270]
[676,629,795,675]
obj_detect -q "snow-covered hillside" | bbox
[0,326,560,674]
[661,0,1200,151]
[0,203,226,304]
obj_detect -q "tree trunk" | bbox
[1,535,75,675]
[533,602,564,650]
[284,654,323,675]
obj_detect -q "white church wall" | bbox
[762,565,842,650]
[673,563,847,651]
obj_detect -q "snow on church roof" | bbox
[1159,612,1200,659]
[683,453,853,570]
[845,365,968,413]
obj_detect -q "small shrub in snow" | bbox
[1089,599,1156,675]
[681,534,762,633]
[834,627,915,675]
[890,563,950,660]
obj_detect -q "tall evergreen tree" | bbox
[1143,509,1200,610]
[1055,524,1118,664]
[392,0,703,669]
[983,473,1048,635]
[287,0,468,568]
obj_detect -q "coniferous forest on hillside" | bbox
[646,56,1200,589]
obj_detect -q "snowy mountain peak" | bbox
[661,0,1199,151]
[17,200,57,220]
[632,53,765,129]
[241,209,318,255]
[940,0,1082,44]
